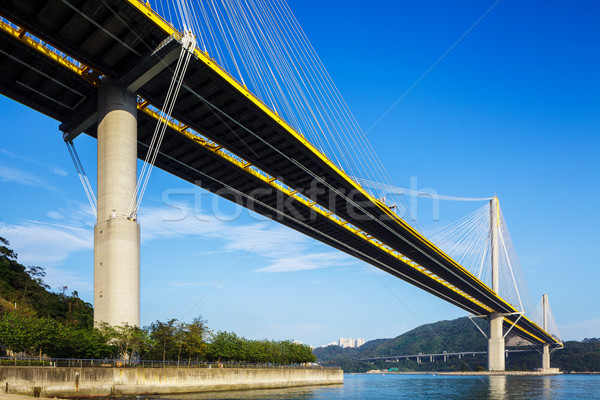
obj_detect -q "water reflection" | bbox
[542,376,552,400]
[488,376,506,400]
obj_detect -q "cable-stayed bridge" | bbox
[0,0,561,372]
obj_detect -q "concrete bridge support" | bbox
[94,80,140,327]
[542,294,551,370]
[488,197,505,371]
[542,345,550,370]
[488,312,505,371]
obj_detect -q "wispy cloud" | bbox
[43,265,93,293]
[138,204,358,273]
[0,164,61,192]
[254,252,352,273]
[1,199,359,280]
[0,221,92,266]
[43,201,95,229]
[0,164,43,186]
[0,148,68,177]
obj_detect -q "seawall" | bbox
[0,366,343,397]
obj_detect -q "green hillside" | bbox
[0,237,93,328]
[314,318,600,372]
[358,317,488,358]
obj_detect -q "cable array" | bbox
[429,203,492,283]
[149,0,418,227]
[429,201,536,317]
[353,177,493,202]
[532,297,562,343]
[127,31,196,219]
[66,141,97,216]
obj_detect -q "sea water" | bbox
[152,373,600,400]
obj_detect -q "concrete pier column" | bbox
[488,197,505,371]
[488,312,505,371]
[542,345,550,370]
[542,294,550,370]
[94,80,140,327]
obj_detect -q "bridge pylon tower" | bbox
[93,80,140,327]
[542,294,551,370]
[487,196,505,371]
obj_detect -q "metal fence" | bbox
[0,357,337,370]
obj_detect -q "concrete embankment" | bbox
[437,370,562,376]
[0,366,343,397]
[365,370,562,376]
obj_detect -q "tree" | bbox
[0,237,17,261]
[207,331,245,362]
[0,311,29,354]
[0,312,58,358]
[182,318,209,363]
[26,266,49,289]
[149,319,178,362]
[29,316,58,359]
[100,323,151,360]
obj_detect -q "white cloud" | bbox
[0,219,94,292]
[47,211,64,220]
[0,147,68,177]
[48,202,95,228]
[1,199,359,283]
[0,221,92,266]
[255,252,352,273]
[43,265,93,293]
[137,204,358,273]
[0,164,43,186]
[49,167,68,177]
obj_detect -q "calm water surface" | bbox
[151,373,600,400]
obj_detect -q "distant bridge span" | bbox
[359,349,536,363]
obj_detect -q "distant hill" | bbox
[314,317,487,363]
[314,317,600,372]
[358,317,489,358]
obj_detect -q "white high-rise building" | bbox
[337,337,365,348]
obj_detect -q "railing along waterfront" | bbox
[0,357,336,369]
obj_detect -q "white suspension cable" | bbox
[128,30,196,219]
[498,228,524,311]
[66,141,97,216]
[353,177,494,202]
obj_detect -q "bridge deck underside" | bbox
[0,0,560,347]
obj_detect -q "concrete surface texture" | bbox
[0,366,343,397]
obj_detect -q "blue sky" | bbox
[0,0,599,347]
